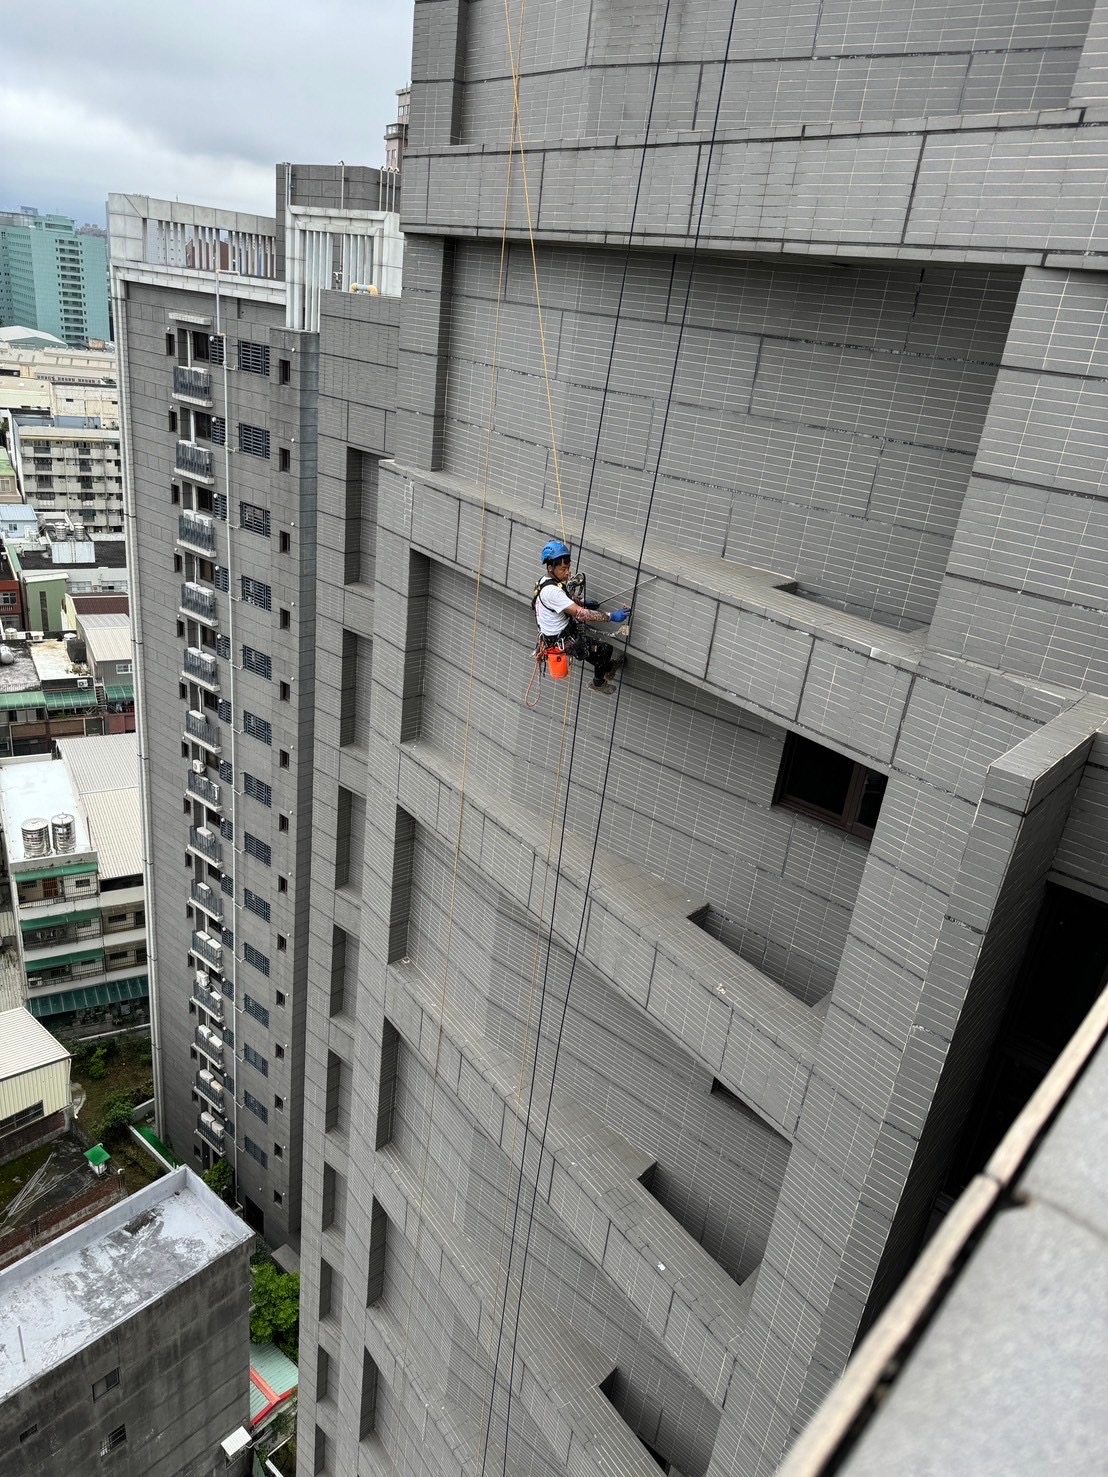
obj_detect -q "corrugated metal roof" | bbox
[74,613,130,631]
[0,1005,70,1077]
[84,788,141,879]
[52,735,141,879]
[54,732,138,796]
[249,1341,298,1428]
[83,626,133,664]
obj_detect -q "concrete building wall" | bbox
[294,2,1108,1475]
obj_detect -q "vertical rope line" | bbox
[489,3,744,1468]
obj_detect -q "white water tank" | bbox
[0,645,14,666]
[51,813,76,853]
[21,817,49,857]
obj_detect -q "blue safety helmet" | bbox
[541,540,571,566]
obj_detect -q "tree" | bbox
[97,1093,135,1145]
[250,1262,300,1352]
[202,1158,234,1203]
[86,1046,108,1081]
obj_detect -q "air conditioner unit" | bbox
[76,677,90,689]
[191,759,206,775]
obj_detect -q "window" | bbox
[214,565,229,592]
[278,814,290,833]
[277,935,287,952]
[279,530,291,554]
[279,447,291,472]
[244,889,271,922]
[0,1100,44,1134]
[243,1043,269,1076]
[244,1136,268,1168]
[242,646,272,679]
[279,358,291,384]
[243,1089,269,1123]
[244,944,271,977]
[240,503,271,538]
[213,491,228,521]
[238,423,270,458]
[279,608,291,630]
[278,876,288,893]
[211,415,226,445]
[165,331,175,356]
[193,410,212,439]
[274,1043,285,1060]
[276,989,286,1006]
[217,697,232,721]
[171,483,180,504]
[775,734,888,841]
[237,340,271,376]
[279,681,290,702]
[279,750,290,769]
[241,576,272,611]
[19,1423,37,1443]
[191,330,210,362]
[243,773,272,807]
[168,409,178,432]
[274,1190,284,1204]
[244,992,270,1026]
[275,1095,285,1111]
[244,833,272,866]
[243,711,272,745]
[209,334,225,366]
[92,1367,120,1401]
[100,1426,127,1456]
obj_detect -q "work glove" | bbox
[583,599,601,610]
[610,608,630,624]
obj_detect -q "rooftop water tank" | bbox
[51,813,76,854]
[21,817,49,857]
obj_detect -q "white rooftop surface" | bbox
[0,758,88,861]
[54,734,141,879]
[30,642,86,684]
[77,612,130,631]
[0,1167,252,1398]
[0,1005,70,1077]
[82,623,132,664]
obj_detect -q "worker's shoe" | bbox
[589,680,616,695]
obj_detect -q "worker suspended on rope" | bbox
[532,540,630,695]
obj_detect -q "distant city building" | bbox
[0,209,111,348]
[0,1165,254,1477]
[3,412,124,534]
[0,339,119,428]
[5,530,128,634]
[385,86,410,171]
[0,732,146,1033]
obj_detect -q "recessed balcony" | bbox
[173,364,213,405]
[177,511,216,555]
[182,646,219,690]
[174,441,214,483]
[187,826,222,866]
[180,581,218,625]
[185,710,221,753]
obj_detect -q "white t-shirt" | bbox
[535,581,575,637]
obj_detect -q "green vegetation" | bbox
[250,1262,301,1354]
[67,1032,159,1190]
[202,1158,234,1202]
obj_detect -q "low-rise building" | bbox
[0,1166,253,1477]
[0,1005,71,1161]
[0,733,146,1033]
[73,613,134,732]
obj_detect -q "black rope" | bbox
[483,0,744,1469]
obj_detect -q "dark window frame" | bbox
[774,733,887,841]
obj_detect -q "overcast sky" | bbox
[1,0,414,227]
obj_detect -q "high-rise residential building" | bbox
[0,209,111,348]
[113,10,1108,1477]
[109,177,403,1251]
[4,412,124,533]
[385,87,411,172]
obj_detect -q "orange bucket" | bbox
[545,647,569,680]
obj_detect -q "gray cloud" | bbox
[1,0,414,225]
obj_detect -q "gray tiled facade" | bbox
[119,3,1108,1473]
[298,3,1108,1474]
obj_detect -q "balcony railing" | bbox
[175,441,214,481]
[192,977,224,1018]
[195,1070,224,1107]
[178,511,216,554]
[182,647,219,689]
[191,930,223,970]
[190,879,223,921]
[187,827,222,865]
[180,582,218,624]
[196,1113,225,1152]
[195,1022,224,1058]
[173,364,213,403]
[185,710,221,752]
[186,769,221,807]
